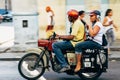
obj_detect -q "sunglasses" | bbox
[90,15,95,17]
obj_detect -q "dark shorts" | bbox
[46,25,54,31]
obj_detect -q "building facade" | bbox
[0,0,120,41]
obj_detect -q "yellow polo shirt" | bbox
[71,19,85,47]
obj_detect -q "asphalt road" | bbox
[0,60,120,80]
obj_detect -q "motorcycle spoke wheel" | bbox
[78,68,102,80]
[81,72,100,78]
[18,53,45,80]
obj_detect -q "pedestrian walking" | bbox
[102,9,118,54]
[45,6,55,39]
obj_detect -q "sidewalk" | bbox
[0,52,26,61]
[0,51,119,61]
[0,47,120,61]
[0,39,120,61]
[109,51,120,61]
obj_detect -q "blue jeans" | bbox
[106,28,115,47]
[52,41,74,67]
[75,40,101,54]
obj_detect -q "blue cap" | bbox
[90,10,101,16]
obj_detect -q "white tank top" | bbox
[93,22,104,45]
[104,16,113,33]
[47,11,55,25]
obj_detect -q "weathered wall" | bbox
[37,0,66,38]
[109,0,120,39]
[0,0,5,9]
[11,0,39,51]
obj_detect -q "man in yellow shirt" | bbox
[52,9,85,72]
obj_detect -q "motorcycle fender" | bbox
[26,48,48,67]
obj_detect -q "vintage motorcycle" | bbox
[18,33,108,80]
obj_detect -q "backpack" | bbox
[102,34,108,46]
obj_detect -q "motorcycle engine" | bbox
[66,53,76,65]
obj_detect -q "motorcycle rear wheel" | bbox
[18,53,45,80]
[78,68,102,80]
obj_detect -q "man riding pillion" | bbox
[74,10,104,72]
[52,9,85,72]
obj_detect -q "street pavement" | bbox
[44,61,120,80]
[0,61,46,80]
[0,61,120,80]
[0,51,119,80]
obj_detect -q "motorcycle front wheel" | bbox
[18,53,45,80]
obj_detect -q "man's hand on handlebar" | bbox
[49,32,61,40]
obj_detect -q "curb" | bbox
[0,48,11,53]
[0,57,120,61]
[0,53,119,61]
[110,48,120,51]
[0,58,20,61]
[0,46,120,53]
[0,47,120,61]
[109,58,120,61]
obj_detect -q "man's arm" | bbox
[88,25,100,37]
[58,35,74,40]
[113,23,118,31]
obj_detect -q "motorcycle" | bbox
[18,32,108,80]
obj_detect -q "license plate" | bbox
[84,62,91,67]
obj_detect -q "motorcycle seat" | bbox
[65,47,75,53]
[66,50,75,53]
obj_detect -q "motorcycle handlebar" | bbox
[49,32,56,40]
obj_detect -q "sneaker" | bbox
[59,65,70,72]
